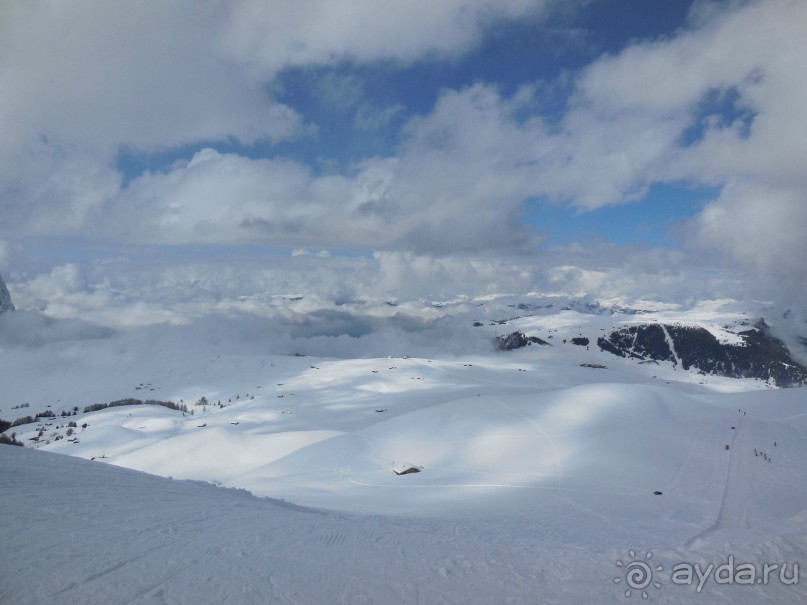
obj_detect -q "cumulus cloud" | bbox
[534,241,744,306]
[95,117,544,253]
[373,251,536,299]
[563,0,807,320]
[9,0,801,246]
[9,263,184,328]
[688,183,807,313]
[97,149,400,248]
[0,1,296,237]
[1,0,549,239]
[483,0,801,210]
[94,0,803,257]
[571,0,807,196]
[18,264,89,302]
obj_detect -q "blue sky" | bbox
[525,187,715,248]
[2,0,806,319]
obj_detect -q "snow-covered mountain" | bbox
[597,319,807,386]
[497,315,807,387]
[2,296,806,604]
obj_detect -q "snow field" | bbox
[3,299,807,603]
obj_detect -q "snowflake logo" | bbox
[614,550,663,599]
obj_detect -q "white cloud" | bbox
[0,1,299,237]
[93,128,543,254]
[554,0,807,315]
[140,0,802,257]
[8,240,741,332]
[689,183,807,306]
[535,242,741,305]
[20,264,89,301]
[0,2,300,151]
[100,148,388,248]
[1,0,551,239]
[554,0,807,205]
[367,0,807,226]
[220,0,549,74]
[290,250,331,258]
[373,251,537,299]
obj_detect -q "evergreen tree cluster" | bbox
[82,398,189,414]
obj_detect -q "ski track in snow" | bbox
[686,411,745,547]
[485,394,612,523]
[660,323,682,368]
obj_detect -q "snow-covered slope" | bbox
[2,445,564,605]
[3,420,807,605]
[2,298,807,603]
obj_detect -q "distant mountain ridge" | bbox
[493,298,807,387]
[0,273,14,314]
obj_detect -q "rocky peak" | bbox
[496,331,550,351]
[0,272,14,314]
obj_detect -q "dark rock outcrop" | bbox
[0,273,14,314]
[496,331,550,351]
[597,320,807,387]
[597,324,675,363]
[497,332,529,350]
